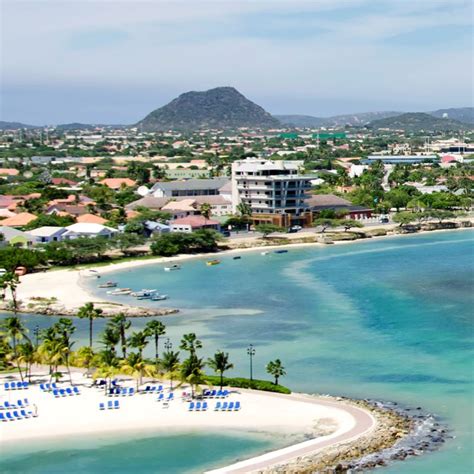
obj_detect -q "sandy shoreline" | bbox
[10,225,472,316]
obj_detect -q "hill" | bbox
[276,111,401,128]
[368,112,472,132]
[0,121,38,130]
[429,107,474,125]
[136,87,280,131]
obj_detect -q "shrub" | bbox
[203,375,291,394]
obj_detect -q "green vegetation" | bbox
[150,229,221,256]
[203,375,291,394]
[255,224,285,238]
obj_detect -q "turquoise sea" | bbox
[1,230,473,473]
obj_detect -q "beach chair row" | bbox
[53,387,81,397]
[0,398,29,410]
[203,389,229,399]
[4,381,28,391]
[143,385,164,394]
[157,392,174,402]
[0,409,36,421]
[40,383,60,392]
[215,401,241,411]
[188,401,208,411]
[99,400,120,410]
[108,387,134,397]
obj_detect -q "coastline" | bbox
[8,224,473,317]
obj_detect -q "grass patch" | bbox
[204,375,291,394]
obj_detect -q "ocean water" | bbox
[1,230,473,473]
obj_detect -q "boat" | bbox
[164,264,181,271]
[99,281,117,288]
[233,256,241,260]
[131,289,158,298]
[151,294,168,301]
[274,250,288,254]
[107,288,132,295]
[206,259,221,266]
[261,251,270,256]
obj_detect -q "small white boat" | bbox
[164,264,181,272]
[131,289,158,298]
[99,281,117,288]
[107,288,132,295]
[151,294,168,301]
[261,251,270,255]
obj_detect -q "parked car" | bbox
[287,225,302,233]
[379,216,389,223]
[220,230,231,237]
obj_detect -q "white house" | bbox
[29,226,68,244]
[62,223,118,239]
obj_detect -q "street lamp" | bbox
[164,338,172,352]
[247,344,256,382]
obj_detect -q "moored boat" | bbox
[261,251,269,255]
[233,256,242,260]
[151,294,168,301]
[206,259,221,266]
[164,264,181,271]
[99,281,118,288]
[131,289,158,297]
[274,249,288,254]
[107,288,132,295]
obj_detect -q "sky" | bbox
[1,0,473,124]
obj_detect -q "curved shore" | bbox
[10,225,473,317]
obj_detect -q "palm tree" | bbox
[180,354,205,398]
[38,338,68,383]
[200,203,212,224]
[161,350,180,390]
[127,331,149,358]
[266,359,286,386]
[2,315,29,381]
[77,302,104,348]
[120,352,155,390]
[144,320,166,367]
[95,349,120,394]
[54,318,76,384]
[1,272,20,313]
[207,350,233,390]
[180,333,202,357]
[17,342,36,382]
[99,326,120,356]
[109,313,130,358]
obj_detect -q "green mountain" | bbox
[429,107,474,125]
[136,87,280,131]
[0,121,38,130]
[368,112,472,132]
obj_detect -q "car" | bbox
[220,230,231,237]
[380,217,389,223]
[287,225,302,233]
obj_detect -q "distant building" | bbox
[170,215,220,233]
[29,226,67,243]
[62,223,117,239]
[231,158,313,227]
[0,226,34,248]
[0,212,37,228]
[100,178,136,189]
[150,178,229,198]
[306,194,372,220]
[363,155,439,165]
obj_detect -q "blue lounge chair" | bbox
[210,390,217,398]
[227,401,234,411]
[40,384,46,391]
[73,387,80,395]
[216,390,223,398]
[45,383,51,391]
[99,402,105,410]
[188,402,195,411]
[114,400,119,409]
[51,383,58,390]
[128,388,134,396]
[52,389,60,398]
[22,381,28,389]
[4,401,15,410]
[0,403,4,410]
[195,401,202,411]
[202,401,208,411]
[203,389,210,397]
[17,400,25,408]
[222,390,229,397]
[221,401,228,411]
[20,409,30,419]
[0,413,6,422]
[234,401,241,411]
[214,401,221,411]
[107,401,113,409]
[4,382,10,391]
[59,389,67,397]
[167,393,174,401]
[6,412,14,421]
[12,411,22,420]
[144,385,150,393]
[157,385,163,392]
[157,393,164,402]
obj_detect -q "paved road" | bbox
[206,392,376,474]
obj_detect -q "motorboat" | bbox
[131,289,158,298]
[99,281,118,288]
[206,259,221,266]
[164,264,181,271]
[274,250,288,254]
[232,256,241,260]
[261,251,270,255]
[151,294,168,301]
[107,288,132,295]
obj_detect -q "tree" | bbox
[110,233,145,255]
[180,354,205,398]
[207,350,233,390]
[313,218,344,233]
[393,211,416,228]
[54,318,76,384]
[127,331,149,358]
[236,202,252,217]
[77,302,104,348]
[120,352,155,389]
[2,315,29,381]
[180,333,202,357]
[342,219,364,232]
[266,359,286,385]
[99,326,120,355]
[0,272,20,312]
[161,350,180,390]
[109,313,130,358]
[200,203,212,222]
[144,320,166,367]
[255,224,284,238]
[17,342,36,382]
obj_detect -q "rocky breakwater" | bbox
[256,396,450,474]
[0,298,179,318]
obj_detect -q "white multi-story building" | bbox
[231,158,313,227]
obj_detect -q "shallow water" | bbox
[1,230,473,473]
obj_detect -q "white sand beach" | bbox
[0,369,375,472]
